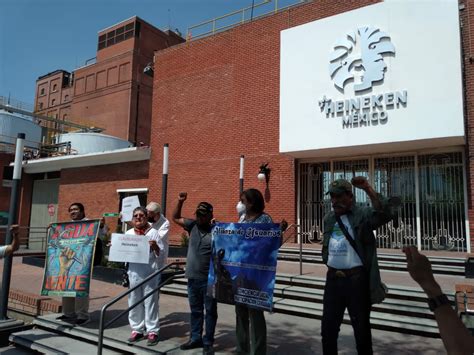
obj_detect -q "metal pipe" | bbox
[161,144,169,216]
[414,154,422,251]
[0,133,25,320]
[239,155,244,195]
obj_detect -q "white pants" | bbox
[128,266,161,334]
[62,296,89,319]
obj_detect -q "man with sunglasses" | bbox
[126,206,166,346]
[173,192,218,355]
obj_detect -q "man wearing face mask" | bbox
[321,177,394,355]
[173,192,218,355]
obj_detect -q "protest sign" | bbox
[207,223,280,311]
[121,195,140,222]
[108,233,150,264]
[41,220,100,297]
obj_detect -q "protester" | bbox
[146,201,170,263]
[321,177,393,355]
[56,202,107,326]
[403,246,474,354]
[173,192,217,355]
[126,206,167,346]
[0,224,20,259]
[235,188,285,355]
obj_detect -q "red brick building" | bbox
[34,17,184,146]
[14,0,474,253]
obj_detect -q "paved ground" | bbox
[0,256,461,354]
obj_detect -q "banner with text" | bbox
[207,223,280,311]
[41,220,100,297]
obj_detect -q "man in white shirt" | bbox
[146,202,169,264]
[126,206,168,346]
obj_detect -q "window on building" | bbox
[40,88,45,96]
[39,102,43,110]
[51,99,56,106]
[64,95,69,102]
[97,22,137,50]
[52,84,57,92]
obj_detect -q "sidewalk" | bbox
[0,258,448,354]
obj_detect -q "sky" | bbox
[0,0,297,105]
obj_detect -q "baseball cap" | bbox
[196,202,213,216]
[326,179,353,195]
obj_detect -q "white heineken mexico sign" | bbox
[280,0,464,157]
[320,26,407,129]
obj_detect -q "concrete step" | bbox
[171,273,455,304]
[162,272,447,338]
[277,248,465,276]
[162,281,438,320]
[161,283,440,337]
[272,298,440,338]
[9,328,122,355]
[31,316,158,355]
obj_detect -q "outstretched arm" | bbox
[403,246,474,354]
[172,192,188,228]
[3,225,20,257]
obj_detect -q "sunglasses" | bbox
[133,214,146,218]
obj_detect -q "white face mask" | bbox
[236,201,246,215]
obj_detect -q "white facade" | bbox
[280,0,464,158]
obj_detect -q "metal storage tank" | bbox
[57,132,132,155]
[0,111,42,148]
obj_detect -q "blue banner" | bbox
[207,223,280,311]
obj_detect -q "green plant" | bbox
[180,232,189,247]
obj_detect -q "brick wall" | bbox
[57,161,150,232]
[8,289,61,316]
[460,0,474,248]
[148,0,379,242]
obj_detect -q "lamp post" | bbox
[0,133,25,321]
[239,155,245,195]
[161,144,169,216]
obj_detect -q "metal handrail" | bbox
[97,261,185,355]
[282,224,305,275]
[186,0,306,41]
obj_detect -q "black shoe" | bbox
[203,344,215,355]
[56,314,76,322]
[180,339,203,350]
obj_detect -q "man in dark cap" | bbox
[173,192,218,355]
[321,176,394,355]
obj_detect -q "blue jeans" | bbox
[187,278,218,345]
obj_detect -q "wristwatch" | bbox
[427,294,450,312]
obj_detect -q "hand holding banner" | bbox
[41,220,100,297]
[207,223,281,311]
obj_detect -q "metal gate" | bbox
[298,151,468,252]
[28,178,59,251]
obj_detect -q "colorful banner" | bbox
[41,220,100,297]
[207,223,281,311]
